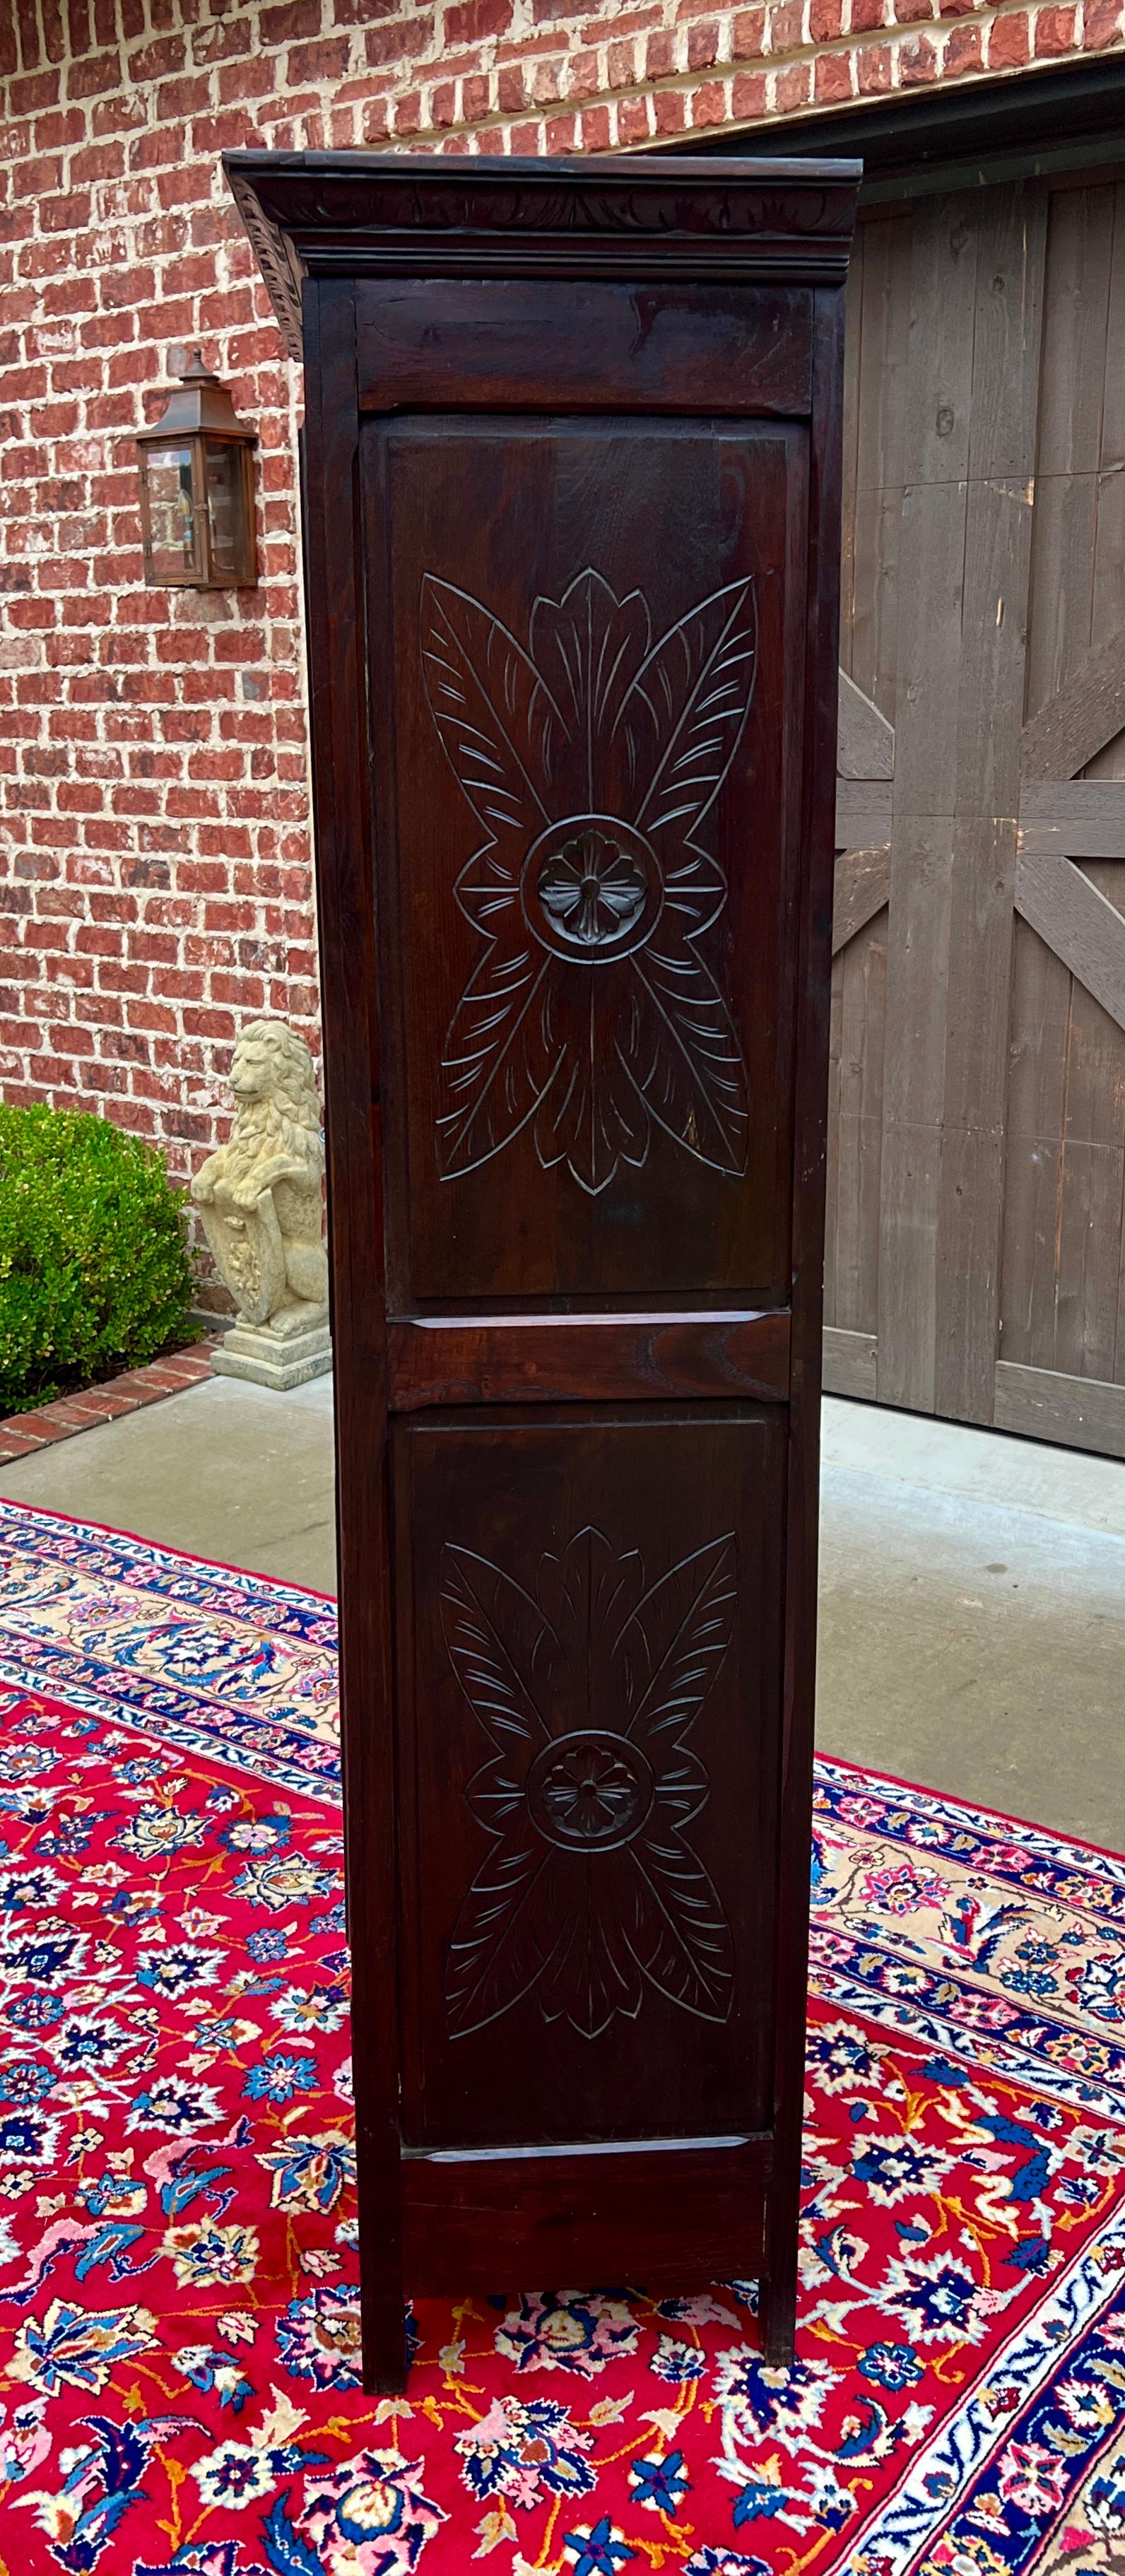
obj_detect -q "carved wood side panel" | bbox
[423,567,756,1197]
[394,1410,784,2152]
[440,1522,738,2039]
[369,416,806,1307]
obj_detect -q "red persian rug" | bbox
[0,1499,1124,2576]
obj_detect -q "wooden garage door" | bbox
[828,167,1125,1457]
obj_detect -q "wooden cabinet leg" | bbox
[362,2288,409,2395]
[760,2267,796,2366]
[760,2111,801,2366]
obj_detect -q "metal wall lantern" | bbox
[136,349,258,588]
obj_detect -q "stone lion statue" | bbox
[192,1021,329,1336]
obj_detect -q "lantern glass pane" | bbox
[204,440,244,579]
[145,443,198,580]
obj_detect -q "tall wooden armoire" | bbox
[229,149,858,2392]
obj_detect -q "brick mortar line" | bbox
[381,27,1068,139]
[304,45,1091,147]
[0,43,1066,163]
[0,6,1109,144]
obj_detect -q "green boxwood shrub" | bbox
[0,1103,196,1417]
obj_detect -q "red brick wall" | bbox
[1,1,1121,1305]
[1,4,318,1317]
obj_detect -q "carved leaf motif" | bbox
[437,940,561,1178]
[620,946,750,1177]
[421,577,559,853]
[529,570,651,811]
[426,565,756,1192]
[625,1833,734,2021]
[536,1527,646,1702]
[659,842,727,937]
[534,977,647,1198]
[630,579,758,838]
[452,849,522,931]
[465,1748,536,1836]
[649,1741,710,1832]
[538,1878,647,2036]
[440,1545,558,1752]
[441,1524,736,2039]
[444,1814,564,2041]
[617,1535,738,1749]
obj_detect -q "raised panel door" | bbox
[394,1406,784,2151]
[367,416,808,1310]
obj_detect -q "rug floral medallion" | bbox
[0,1502,1124,2576]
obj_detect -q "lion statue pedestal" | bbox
[192,1021,332,1392]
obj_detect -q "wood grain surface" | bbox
[827,169,1125,1442]
[232,149,856,2391]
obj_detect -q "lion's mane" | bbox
[224,1021,324,1189]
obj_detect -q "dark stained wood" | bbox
[394,1407,784,2153]
[763,281,844,2366]
[229,148,856,2394]
[402,2136,770,2294]
[358,276,814,418]
[369,412,804,1311]
[840,228,861,661]
[388,1308,791,1408]
[226,149,858,316]
[300,278,406,2392]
